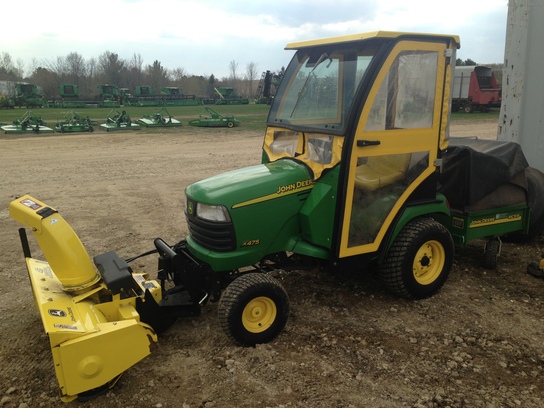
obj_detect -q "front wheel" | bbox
[379,217,454,299]
[218,273,289,346]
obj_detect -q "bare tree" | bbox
[44,56,68,78]
[126,53,145,91]
[16,58,25,79]
[42,56,68,93]
[244,61,259,98]
[29,67,58,97]
[227,59,240,90]
[229,60,239,80]
[83,57,98,97]
[98,51,126,85]
[0,52,23,80]
[65,52,87,85]
[170,67,186,82]
[28,58,39,78]
[128,53,144,72]
[145,60,169,92]
[170,67,187,93]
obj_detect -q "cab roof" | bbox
[285,31,460,50]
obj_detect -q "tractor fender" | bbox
[377,193,451,263]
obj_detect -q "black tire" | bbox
[379,217,454,299]
[463,104,473,113]
[483,238,501,270]
[218,273,289,346]
[227,121,234,128]
[506,167,544,242]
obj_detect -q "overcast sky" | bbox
[1,0,508,79]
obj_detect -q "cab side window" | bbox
[365,51,438,131]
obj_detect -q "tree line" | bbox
[0,50,501,100]
[0,51,270,99]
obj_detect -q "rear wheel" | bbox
[463,104,473,113]
[379,217,454,299]
[219,273,289,346]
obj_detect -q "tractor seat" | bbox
[355,153,411,191]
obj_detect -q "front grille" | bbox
[186,212,236,252]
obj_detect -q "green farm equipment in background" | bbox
[0,94,15,109]
[55,110,95,133]
[254,70,283,104]
[188,107,240,128]
[14,83,44,108]
[100,109,140,131]
[136,108,182,127]
[48,84,122,108]
[1,110,53,134]
[126,86,200,107]
[98,84,121,108]
[214,87,249,105]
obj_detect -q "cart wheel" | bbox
[218,273,289,346]
[483,238,501,270]
[227,121,234,128]
[379,217,454,299]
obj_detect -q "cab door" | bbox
[339,40,454,258]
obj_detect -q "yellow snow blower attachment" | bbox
[9,195,160,402]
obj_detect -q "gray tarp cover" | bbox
[439,138,529,211]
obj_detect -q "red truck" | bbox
[452,65,501,113]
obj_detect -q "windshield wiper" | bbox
[290,53,331,118]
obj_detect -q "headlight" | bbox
[196,203,231,222]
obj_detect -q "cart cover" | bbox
[439,138,529,211]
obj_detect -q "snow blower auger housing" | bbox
[9,195,202,402]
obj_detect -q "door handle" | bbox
[357,140,381,147]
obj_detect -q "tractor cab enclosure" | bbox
[185,32,459,299]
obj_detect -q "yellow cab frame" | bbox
[264,31,459,279]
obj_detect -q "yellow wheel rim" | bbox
[413,240,445,285]
[242,296,277,333]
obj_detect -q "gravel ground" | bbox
[1,116,543,408]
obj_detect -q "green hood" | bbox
[185,159,314,209]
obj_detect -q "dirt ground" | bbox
[1,116,544,408]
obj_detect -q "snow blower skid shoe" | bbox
[9,195,161,402]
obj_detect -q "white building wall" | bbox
[498,2,544,172]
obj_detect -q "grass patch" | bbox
[0,104,271,132]
[0,103,499,133]
[450,108,500,122]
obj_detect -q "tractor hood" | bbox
[185,159,314,209]
[184,159,316,268]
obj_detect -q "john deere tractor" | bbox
[12,31,544,402]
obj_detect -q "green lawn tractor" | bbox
[10,31,544,403]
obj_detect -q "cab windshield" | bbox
[268,42,380,134]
